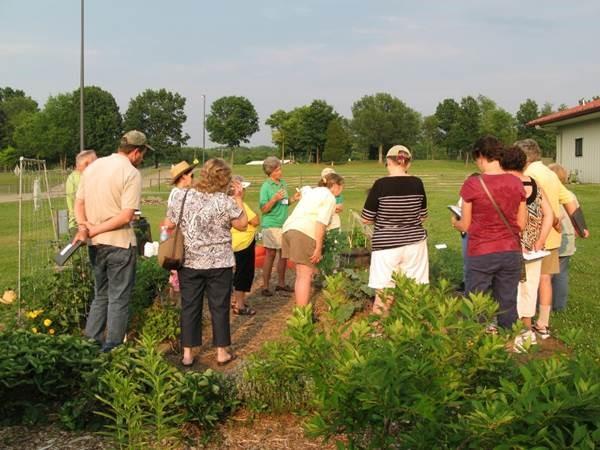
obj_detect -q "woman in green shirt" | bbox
[259,156,299,296]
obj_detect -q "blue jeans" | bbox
[466,251,521,329]
[85,244,137,351]
[551,256,571,311]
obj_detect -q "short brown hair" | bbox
[472,135,504,162]
[513,138,542,163]
[195,158,232,193]
[318,173,344,188]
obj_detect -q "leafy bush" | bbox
[244,273,600,448]
[0,330,101,424]
[20,251,93,334]
[178,369,238,428]
[130,257,169,322]
[239,340,315,413]
[141,302,180,344]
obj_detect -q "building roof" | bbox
[527,99,600,127]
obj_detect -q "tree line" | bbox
[0,85,569,168]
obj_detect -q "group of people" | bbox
[67,129,586,363]
[451,136,587,349]
[163,156,344,365]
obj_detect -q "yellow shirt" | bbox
[524,161,575,250]
[232,202,258,252]
[76,153,141,248]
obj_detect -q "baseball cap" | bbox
[121,130,155,152]
[386,145,412,159]
[321,167,336,177]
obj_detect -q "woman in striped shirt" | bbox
[361,145,429,314]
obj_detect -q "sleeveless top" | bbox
[521,178,543,251]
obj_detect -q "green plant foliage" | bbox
[318,230,350,276]
[95,333,183,448]
[239,340,316,413]
[178,369,238,429]
[130,257,170,323]
[244,273,600,449]
[321,272,366,324]
[141,302,180,344]
[20,252,93,335]
[0,330,101,424]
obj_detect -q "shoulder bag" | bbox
[158,189,190,270]
[478,176,526,282]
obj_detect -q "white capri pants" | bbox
[517,258,542,318]
[368,239,429,289]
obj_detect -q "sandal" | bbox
[261,288,274,297]
[232,305,256,316]
[217,353,237,366]
[275,285,294,293]
[181,357,195,367]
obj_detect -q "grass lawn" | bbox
[1,160,598,356]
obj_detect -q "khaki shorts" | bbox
[282,230,316,269]
[540,248,560,275]
[262,227,283,250]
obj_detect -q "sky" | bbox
[1,0,599,147]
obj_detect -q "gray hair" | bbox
[75,149,97,167]
[263,156,281,176]
[513,139,541,163]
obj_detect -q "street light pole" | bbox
[202,94,206,164]
[79,0,85,152]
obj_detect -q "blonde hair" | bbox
[195,158,232,193]
[548,163,568,184]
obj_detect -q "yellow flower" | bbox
[29,309,44,319]
[27,311,36,319]
[31,327,38,334]
[48,328,55,335]
[43,319,52,327]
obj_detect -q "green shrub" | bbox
[0,330,101,424]
[178,369,238,429]
[244,273,600,449]
[20,251,93,335]
[141,302,180,344]
[130,257,169,322]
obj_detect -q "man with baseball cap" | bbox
[73,130,152,351]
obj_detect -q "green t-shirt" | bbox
[65,170,81,228]
[259,178,289,228]
[335,194,344,205]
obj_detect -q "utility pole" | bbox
[202,94,206,164]
[79,0,85,152]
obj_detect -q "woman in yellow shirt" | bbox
[231,176,260,315]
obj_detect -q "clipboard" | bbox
[54,240,84,266]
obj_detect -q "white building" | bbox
[528,99,600,183]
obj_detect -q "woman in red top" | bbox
[452,136,527,329]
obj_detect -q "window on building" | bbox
[575,138,583,157]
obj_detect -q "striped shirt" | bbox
[361,176,428,251]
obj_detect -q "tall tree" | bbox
[515,99,556,158]
[453,96,481,160]
[322,118,351,163]
[515,98,539,140]
[301,100,338,164]
[0,87,38,148]
[477,95,516,146]
[124,89,189,167]
[265,109,290,160]
[351,93,421,163]
[206,96,259,164]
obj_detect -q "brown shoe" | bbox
[261,288,274,297]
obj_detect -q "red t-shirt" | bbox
[460,173,525,257]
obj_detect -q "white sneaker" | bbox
[513,330,537,353]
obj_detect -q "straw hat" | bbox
[170,161,197,184]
